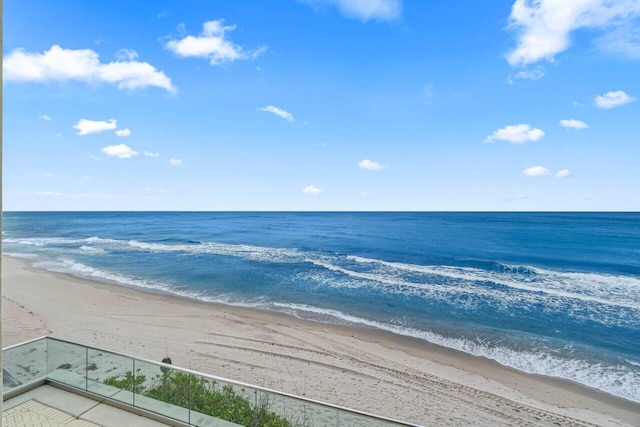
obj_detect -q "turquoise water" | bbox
[3,211,639,402]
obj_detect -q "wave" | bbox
[123,238,640,311]
[3,237,89,246]
[346,255,640,311]
[31,258,176,294]
[4,252,40,260]
[250,302,640,403]
[79,245,107,254]
[126,240,304,263]
[6,235,640,328]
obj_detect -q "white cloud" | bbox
[300,0,402,22]
[302,185,322,195]
[102,144,139,158]
[560,119,589,130]
[522,166,550,176]
[36,191,62,196]
[39,114,52,121]
[556,169,571,178]
[115,49,139,61]
[358,159,388,171]
[595,21,640,58]
[260,105,294,122]
[508,66,545,84]
[144,151,160,157]
[73,119,117,136]
[3,45,176,92]
[506,0,640,66]
[170,158,183,166]
[594,90,636,108]
[115,128,131,137]
[165,20,266,65]
[485,124,545,144]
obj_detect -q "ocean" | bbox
[2,211,639,403]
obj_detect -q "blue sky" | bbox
[3,0,639,211]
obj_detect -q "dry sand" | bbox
[2,255,639,426]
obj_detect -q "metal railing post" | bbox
[85,347,89,391]
[132,359,136,407]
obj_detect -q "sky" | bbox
[3,0,640,211]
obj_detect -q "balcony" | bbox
[3,336,420,426]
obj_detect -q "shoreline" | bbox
[2,255,639,426]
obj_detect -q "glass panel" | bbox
[251,391,324,426]
[259,391,338,427]
[2,338,47,395]
[132,359,190,424]
[188,383,341,427]
[86,348,135,405]
[187,377,260,427]
[46,338,87,390]
[338,412,399,427]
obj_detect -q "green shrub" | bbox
[103,369,146,394]
[104,370,292,426]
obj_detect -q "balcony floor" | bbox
[3,385,170,427]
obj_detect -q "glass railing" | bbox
[3,336,420,427]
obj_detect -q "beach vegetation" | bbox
[104,370,293,426]
[103,369,147,394]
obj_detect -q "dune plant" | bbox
[103,369,146,394]
[104,370,293,426]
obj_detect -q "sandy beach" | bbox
[2,255,638,426]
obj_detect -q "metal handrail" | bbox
[4,335,422,427]
[2,335,49,351]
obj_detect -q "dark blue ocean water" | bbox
[3,212,639,402]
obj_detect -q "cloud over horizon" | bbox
[36,191,62,197]
[165,20,266,65]
[522,166,550,176]
[102,144,138,158]
[3,45,176,92]
[506,0,640,67]
[302,185,321,194]
[485,124,545,144]
[74,119,117,136]
[359,159,388,171]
